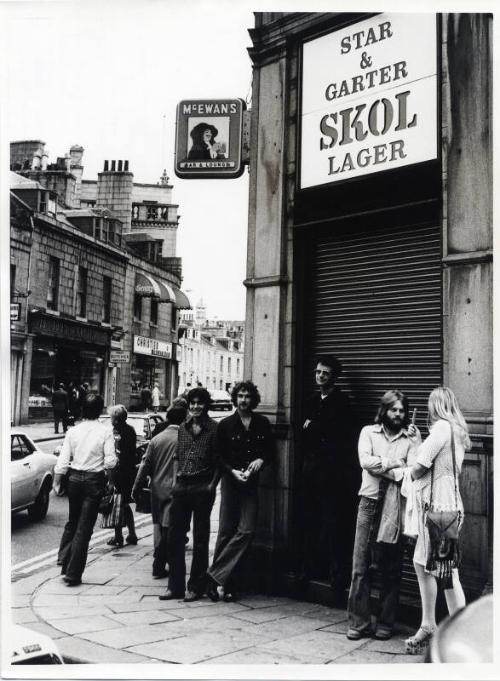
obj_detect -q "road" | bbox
[11,409,230,567]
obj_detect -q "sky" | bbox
[2,0,255,320]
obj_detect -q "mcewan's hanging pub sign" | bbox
[300,13,438,189]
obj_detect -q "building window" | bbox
[102,219,108,243]
[147,205,158,220]
[94,218,101,240]
[237,358,240,374]
[228,357,231,373]
[220,355,223,372]
[76,266,87,317]
[10,264,16,302]
[102,276,112,323]
[134,294,142,320]
[150,299,158,325]
[47,257,60,311]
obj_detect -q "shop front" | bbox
[28,311,111,420]
[129,334,175,412]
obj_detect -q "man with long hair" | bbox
[159,388,219,602]
[205,381,274,602]
[346,389,420,641]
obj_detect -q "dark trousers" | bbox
[167,479,215,595]
[54,409,68,434]
[299,462,356,592]
[208,476,258,589]
[58,470,106,582]
[347,496,405,634]
[153,525,170,574]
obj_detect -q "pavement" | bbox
[9,421,425,666]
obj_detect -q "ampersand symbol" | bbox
[360,51,372,69]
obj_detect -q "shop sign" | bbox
[110,351,130,363]
[10,303,20,321]
[175,99,246,179]
[29,311,110,345]
[110,338,123,350]
[300,13,437,189]
[133,335,172,359]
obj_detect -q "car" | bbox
[9,624,64,665]
[11,431,57,521]
[210,390,233,411]
[98,412,166,462]
[427,593,493,663]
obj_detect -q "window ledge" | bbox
[76,316,88,323]
[45,309,60,316]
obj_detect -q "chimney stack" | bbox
[104,160,109,171]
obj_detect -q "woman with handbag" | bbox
[106,405,138,547]
[405,386,470,654]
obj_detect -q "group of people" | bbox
[51,381,90,434]
[53,356,469,656]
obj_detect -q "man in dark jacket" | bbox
[205,381,274,602]
[298,355,359,604]
[52,383,69,434]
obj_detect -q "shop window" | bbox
[134,294,143,320]
[150,299,158,326]
[76,266,87,317]
[47,257,60,311]
[102,276,112,323]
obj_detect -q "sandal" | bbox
[405,625,436,655]
[107,537,124,547]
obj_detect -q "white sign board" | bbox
[110,351,130,363]
[133,335,172,359]
[300,13,437,189]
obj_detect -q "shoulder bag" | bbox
[425,422,461,588]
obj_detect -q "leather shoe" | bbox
[346,627,371,641]
[205,577,219,602]
[223,592,238,602]
[63,576,82,587]
[152,569,169,579]
[183,590,202,602]
[158,589,183,601]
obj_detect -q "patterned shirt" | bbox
[176,414,218,480]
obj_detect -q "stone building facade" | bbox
[244,12,493,603]
[10,141,190,423]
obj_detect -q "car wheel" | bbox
[27,479,51,521]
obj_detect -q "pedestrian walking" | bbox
[404,386,469,655]
[159,387,219,602]
[106,405,138,548]
[151,382,162,413]
[298,355,359,605]
[346,389,421,641]
[205,381,274,602]
[67,382,80,423]
[51,382,69,434]
[151,396,188,437]
[53,394,117,586]
[140,384,152,412]
[133,403,188,578]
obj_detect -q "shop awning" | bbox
[172,286,191,309]
[135,273,162,298]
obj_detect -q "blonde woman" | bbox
[405,387,470,654]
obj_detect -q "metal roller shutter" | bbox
[305,221,442,595]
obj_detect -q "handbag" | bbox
[425,422,461,587]
[98,485,114,515]
[99,492,125,529]
[134,485,151,514]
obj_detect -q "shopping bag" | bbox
[99,493,125,529]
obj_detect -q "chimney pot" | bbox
[111,160,116,171]
[104,160,109,171]
[124,160,129,171]
[118,160,123,172]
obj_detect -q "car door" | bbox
[11,435,37,509]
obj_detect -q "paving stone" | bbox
[79,570,117,585]
[107,609,181,626]
[163,602,248,620]
[80,624,182,649]
[330,649,424,664]
[35,605,112,620]
[11,594,31,608]
[301,604,348,623]
[257,629,366,662]
[128,629,270,664]
[11,607,38,624]
[55,636,156,663]
[239,614,333,641]
[235,595,295,609]
[10,568,59,594]
[106,573,165,586]
[364,635,414,655]
[204,646,325,664]
[33,593,81,607]
[318,620,350,635]
[37,580,92,595]
[80,584,129,596]
[108,598,190,613]
[19,620,67,640]
[50,614,122,635]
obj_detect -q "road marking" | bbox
[12,515,152,574]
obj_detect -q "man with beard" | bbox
[299,355,359,605]
[346,389,420,641]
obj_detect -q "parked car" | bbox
[98,412,165,462]
[11,431,57,521]
[428,593,493,663]
[9,624,64,665]
[210,390,233,411]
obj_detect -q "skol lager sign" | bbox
[300,13,438,189]
[175,99,246,179]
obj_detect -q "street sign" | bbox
[110,351,130,363]
[175,99,246,179]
